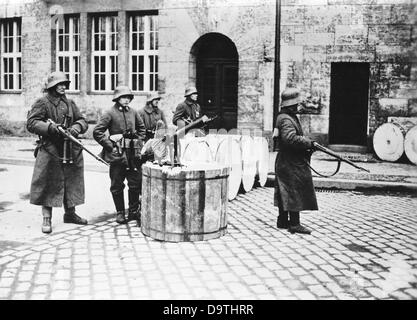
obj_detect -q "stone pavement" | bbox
[0,187,416,300]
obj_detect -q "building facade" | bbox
[0,0,415,151]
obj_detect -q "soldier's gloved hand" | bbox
[68,126,80,138]
[201,115,209,123]
[48,123,61,137]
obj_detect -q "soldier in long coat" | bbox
[26,71,89,234]
[273,88,318,234]
[93,86,146,225]
[138,93,167,142]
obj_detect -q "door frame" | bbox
[189,33,239,130]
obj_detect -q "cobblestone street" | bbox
[0,167,416,300]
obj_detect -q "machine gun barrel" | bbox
[47,119,109,167]
[312,142,370,173]
[174,115,218,138]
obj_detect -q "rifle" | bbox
[47,119,109,167]
[311,142,370,177]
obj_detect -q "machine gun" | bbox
[169,115,218,167]
[310,142,370,177]
[175,115,218,138]
[47,118,109,167]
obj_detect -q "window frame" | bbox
[0,18,22,92]
[129,13,158,93]
[55,15,80,92]
[91,15,118,93]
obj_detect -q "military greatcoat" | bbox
[26,93,88,208]
[172,98,201,125]
[138,102,167,140]
[274,112,318,212]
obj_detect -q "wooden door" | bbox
[197,60,238,131]
[329,63,370,146]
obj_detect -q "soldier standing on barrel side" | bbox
[273,88,318,234]
[138,93,167,143]
[26,71,89,234]
[93,86,146,225]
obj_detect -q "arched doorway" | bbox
[191,33,238,130]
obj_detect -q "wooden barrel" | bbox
[212,135,243,201]
[254,136,269,187]
[373,122,406,162]
[241,135,257,192]
[141,163,230,242]
[181,137,213,163]
[404,125,417,165]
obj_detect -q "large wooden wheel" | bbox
[241,135,256,192]
[373,122,406,162]
[254,136,269,187]
[404,125,417,165]
[181,137,213,163]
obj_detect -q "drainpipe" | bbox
[272,0,281,148]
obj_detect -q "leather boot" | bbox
[288,211,311,234]
[127,190,140,222]
[41,206,52,234]
[116,210,127,224]
[276,210,289,229]
[112,192,126,224]
[127,206,140,222]
[64,207,88,225]
[42,217,52,234]
[128,205,141,227]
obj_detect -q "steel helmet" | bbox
[112,86,134,102]
[281,88,301,108]
[184,86,197,97]
[46,71,70,89]
[146,93,162,103]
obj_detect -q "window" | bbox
[56,16,80,91]
[0,19,22,91]
[130,14,158,92]
[92,15,118,92]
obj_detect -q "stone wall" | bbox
[0,0,416,146]
[280,0,416,146]
[159,0,276,131]
[0,0,276,136]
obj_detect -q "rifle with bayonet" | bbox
[310,141,370,177]
[47,119,109,167]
